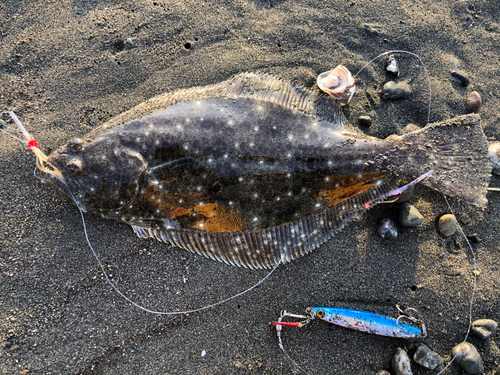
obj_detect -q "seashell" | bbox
[317,65,355,106]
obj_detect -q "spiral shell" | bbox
[317,65,355,106]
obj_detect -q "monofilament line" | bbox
[72,195,280,315]
[355,50,433,124]
[436,194,478,375]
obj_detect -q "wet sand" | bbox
[1,1,499,374]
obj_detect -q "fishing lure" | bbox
[7,68,492,270]
[270,306,427,339]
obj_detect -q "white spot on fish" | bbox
[254,126,259,132]
[315,203,320,207]
[196,101,201,106]
[288,134,293,141]
[186,118,190,123]
[176,124,182,130]
[114,149,119,155]
[229,201,233,205]
[155,139,160,145]
[184,145,189,150]
[197,186,202,191]
[257,106,263,111]
[148,123,154,129]
[325,177,330,181]
[101,155,106,160]
[228,119,234,126]
[254,193,258,198]
[249,142,254,147]
[135,137,141,143]
[327,161,333,166]
[312,122,318,127]
[288,192,292,196]
[287,153,292,158]
[253,217,258,222]
[276,197,280,201]
[223,154,228,159]
[259,160,264,164]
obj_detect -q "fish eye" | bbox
[66,158,83,175]
[316,309,325,319]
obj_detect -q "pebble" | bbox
[392,347,413,375]
[465,91,481,113]
[413,343,444,370]
[471,318,498,340]
[488,142,500,175]
[438,214,458,236]
[364,24,379,36]
[399,203,423,227]
[378,218,398,240]
[386,55,399,76]
[125,38,134,49]
[451,71,469,87]
[382,81,411,100]
[451,342,483,375]
[358,115,372,126]
[376,371,391,375]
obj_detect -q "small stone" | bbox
[488,142,500,175]
[467,233,480,244]
[465,91,481,113]
[125,38,134,48]
[376,371,391,375]
[451,71,470,87]
[382,81,411,100]
[386,55,399,76]
[399,203,423,227]
[471,319,498,340]
[451,342,483,375]
[392,347,413,375]
[413,343,444,370]
[438,214,458,237]
[364,24,379,36]
[378,218,398,240]
[358,115,372,126]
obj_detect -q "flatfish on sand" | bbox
[25,73,491,269]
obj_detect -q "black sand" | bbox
[1,1,499,374]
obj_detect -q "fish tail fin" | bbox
[386,114,491,207]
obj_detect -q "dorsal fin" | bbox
[87,73,347,138]
[135,179,398,269]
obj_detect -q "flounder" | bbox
[27,73,491,269]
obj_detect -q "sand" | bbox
[1,1,499,374]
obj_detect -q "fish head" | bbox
[43,136,148,214]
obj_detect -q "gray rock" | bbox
[399,203,423,227]
[376,371,391,375]
[465,91,481,113]
[392,347,413,375]
[382,81,411,100]
[451,342,483,375]
[438,214,458,236]
[472,319,498,340]
[378,218,398,240]
[358,115,372,126]
[413,343,444,370]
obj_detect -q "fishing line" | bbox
[435,195,478,375]
[354,50,433,124]
[72,198,280,315]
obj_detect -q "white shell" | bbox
[317,65,355,106]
